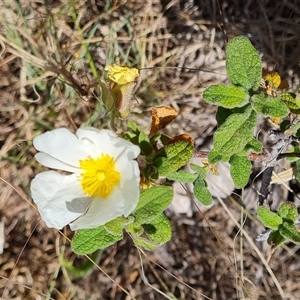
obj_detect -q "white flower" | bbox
[30,127,140,230]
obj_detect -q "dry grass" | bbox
[1,0,300,299]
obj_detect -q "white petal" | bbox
[76,127,140,159]
[113,149,140,217]
[114,137,140,160]
[120,162,140,216]
[76,128,118,156]
[35,153,79,173]
[33,128,89,167]
[30,171,90,229]
[116,157,140,216]
[69,189,124,230]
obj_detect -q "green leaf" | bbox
[251,94,289,118]
[257,206,283,229]
[216,106,232,126]
[215,106,248,127]
[131,236,158,250]
[62,249,102,278]
[279,221,300,244]
[72,226,123,255]
[126,223,144,236]
[284,145,300,162]
[193,177,212,206]
[281,92,300,115]
[190,163,207,178]
[226,36,262,91]
[154,141,194,176]
[267,230,286,250]
[229,155,251,188]
[139,131,150,144]
[243,139,262,153]
[105,216,134,235]
[208,105,257,163]
[166,170,198,183]
[133,186,173,224]
[207,150,223,164]
[278,202,298,222]
[131,214,172,250]
[203,84,249,108]
[128,120,138,131]
[138,131,153,155]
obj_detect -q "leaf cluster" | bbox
[203,36,300,188]
[257,203,300,249]
[72,120,195,254]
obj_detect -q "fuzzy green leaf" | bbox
[257,207,283,229]
[215,106,248,127]
[166,170,198,183]
[154,141,194,176]
[72,226,122,255]
[105,216,134,235]
[243,139,262,153]
[226,36,262,91]
[229,155,251,188]
[131,236,158,250]
[132,214,172,250]
[216,106,232,126]
[281,92,300,115]
[190,163,207,178]
[126,223,144,236]
[279,221,300,244]
[251,94,289,118]
[193,177,212,206]
[267,230,286,250]
[133,186,173,224]
[278,202,298,222]
[208,105,257,163]
[203,84,249,108]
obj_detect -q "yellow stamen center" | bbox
[79,154,120,198]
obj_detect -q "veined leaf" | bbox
[278,202,298,222]
[281,92,300,115]
[154,141,194,176]
[267,230,286,250]
[133,186,173,224]
[226,36,262,91]
[166,170,198,183]
[251,93,289,118]
[229,155,251,188]
[131,214,172,250]
[208,105,257,163]
[215,106,248,127]
[243,139,262,154]
[257,206,283,229]
[193,177,212,206]
[279,221,300,244]
[72,226,122,255]
[203,84,249,108]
